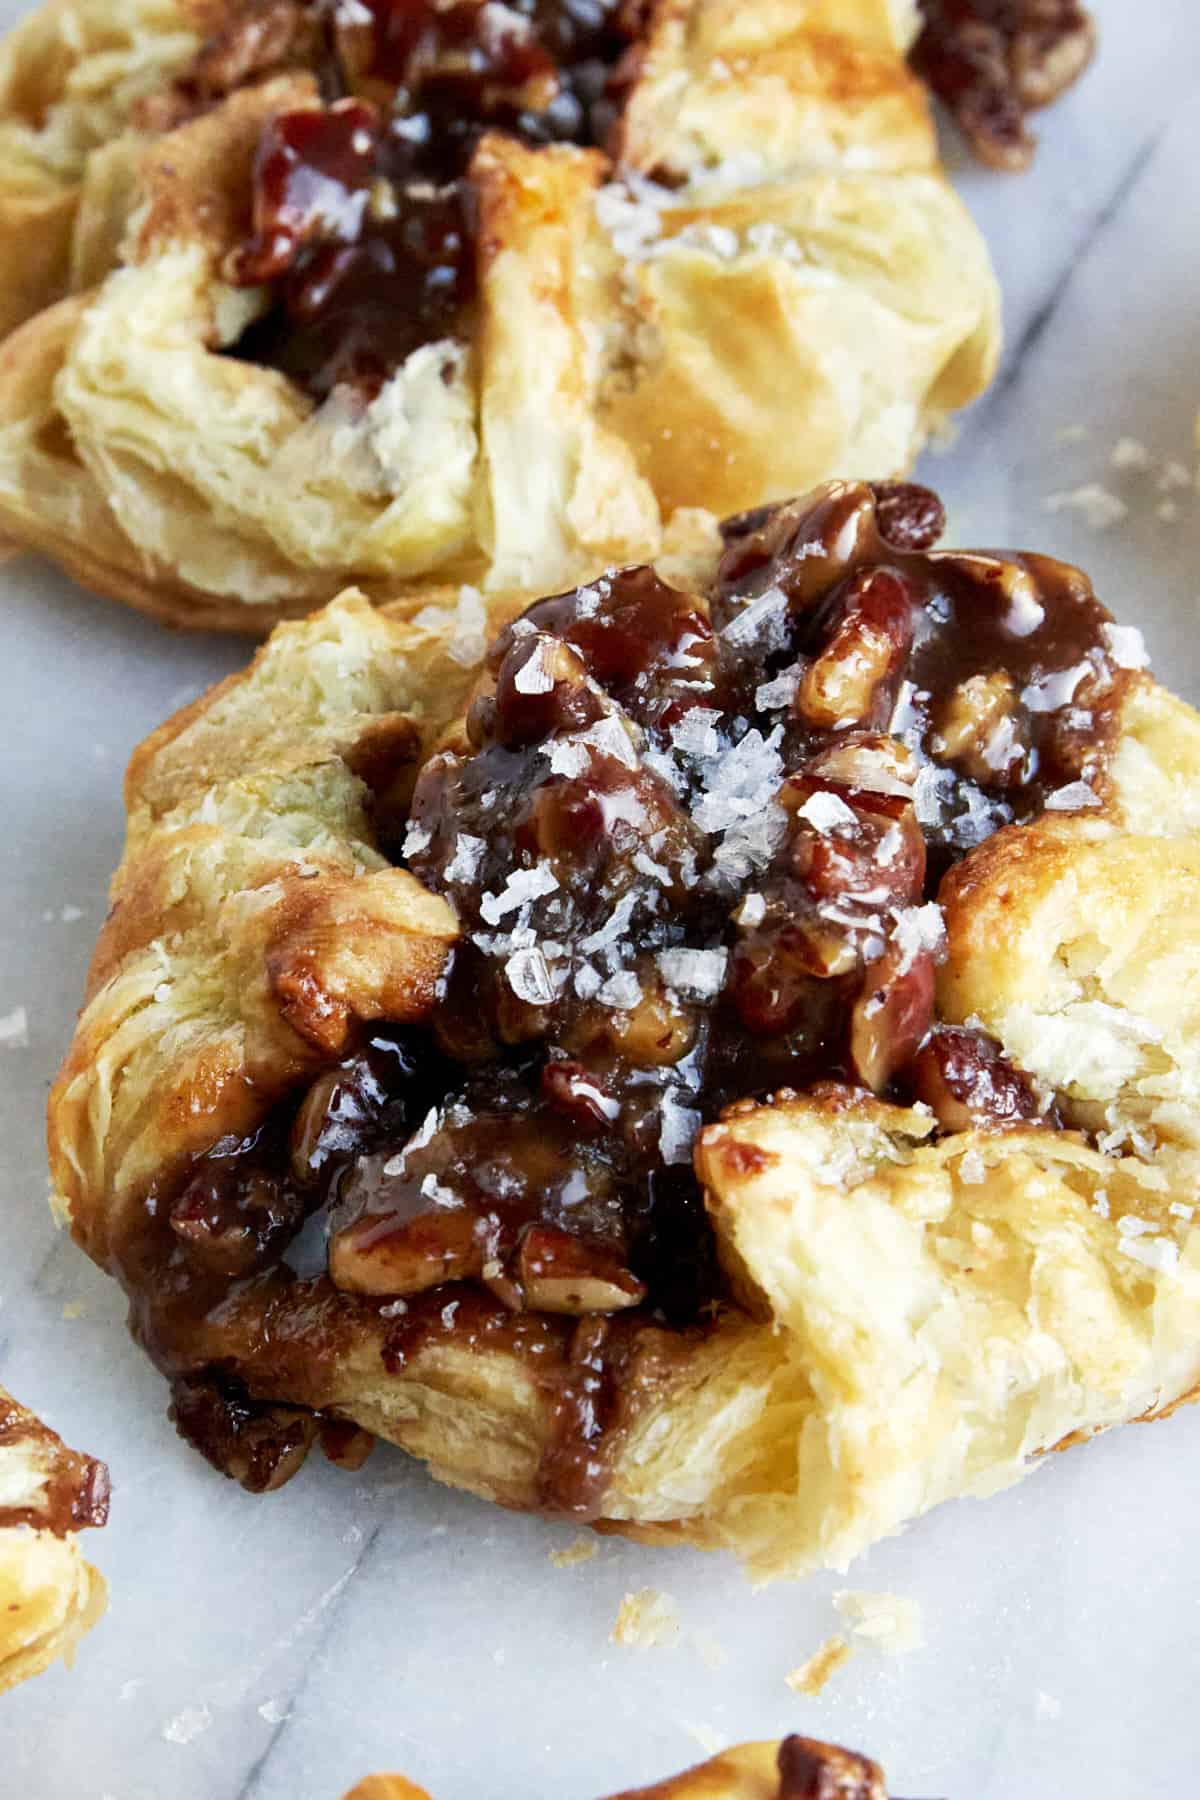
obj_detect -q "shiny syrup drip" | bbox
[226,0,645,397]
[126,483,1132,1512]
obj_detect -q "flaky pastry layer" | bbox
[0,0,998,628]
[47,505,1200,1580]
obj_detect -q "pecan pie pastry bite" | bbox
[345,1735,892,1800]
[0,1386,108,1694]
[49,478,1200,1578]
[0,0,998,630]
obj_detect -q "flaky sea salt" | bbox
[479,864,559,924]
[574,962,603,1000]
[1103,622,1150,669]
[671,708,723,757]
[546,738,591,778]
[505,947,556,1005]
[401,820,432,858]
[657,947,729,1000]
[691,726,784,835]
[797,790,857,834]
[711,802,788,884]
[755,667,801,711]
[514,640,557,694]
[443,834,486,882]
[892,903,947,972]
[580,891,639,955]
[720,585,791,653]
[579,713,639,769]
[735,892,767,929]
[1044,781,1101,811]
[596,970,643,1011]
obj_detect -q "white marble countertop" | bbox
[2,4,1199,1795]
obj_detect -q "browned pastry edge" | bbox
[343,1735,889,1800]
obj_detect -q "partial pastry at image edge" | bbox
[0,1386,108,1696]
[0,0,1000,628]
[344,1735,890,1800]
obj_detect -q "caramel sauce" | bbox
[223,0,646,397]
[118,482,1134,1508]
[0,1397,110,1537]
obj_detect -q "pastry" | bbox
[344,1735,891,1800]
[0,0,206,339]
[912,1,1096,171]
[0,1,999,630]
[50,476,1200,1580]
[0,1386,108,1694]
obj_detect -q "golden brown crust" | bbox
[47,512,1200,1580]
[0,1387,108,1695]
[0,0,998,629]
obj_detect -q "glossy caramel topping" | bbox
[225,0,646,396]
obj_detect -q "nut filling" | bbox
[211,0,650,398]
[913,0,1096,171]
[138,480,1137,1508]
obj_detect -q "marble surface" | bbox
[2,4,1200,1796]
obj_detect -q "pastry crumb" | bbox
[258,1698,288,1725]
[61,1302,85,1321]
[785,1635,853,1695]
[612,1588,682,1649]
[833,1589,925,1654]
[1109,436,1151,472]
[549,1534,597,1568]
[1044,484,1127,530]
[162,1704,212,1745]
[691,1627,728,1671]
[0,1005,29,1048]
[683,1721,726,1756]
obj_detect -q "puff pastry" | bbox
[0,1386,108,1694]
[0,0,998,630]
[50,476,1200,1582]
[344,1736,890,1800]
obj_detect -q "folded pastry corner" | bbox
[0,0,999,629]
[49,477,1200,1579]
[0,1386,108,1695]
[343,1736,891,1800]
